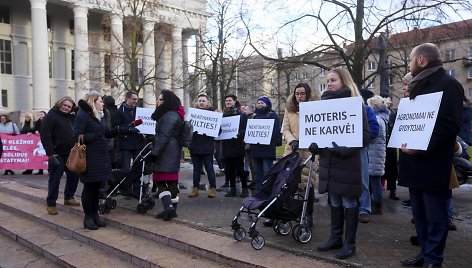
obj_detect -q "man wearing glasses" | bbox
[115,91,144,169]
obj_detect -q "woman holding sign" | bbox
[309,68,370,259]
[248,96,280,192]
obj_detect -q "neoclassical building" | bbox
[0,0,209,112]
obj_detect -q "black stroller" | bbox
[99,142,156,214]
[231,152,315,250]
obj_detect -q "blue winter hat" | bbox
[257,96,272,107]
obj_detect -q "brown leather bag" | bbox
[66,134,86,173]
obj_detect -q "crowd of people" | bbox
[0,42,469,267]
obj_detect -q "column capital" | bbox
[110,13,123,25]
[30,0,47,9]
[73,5,88,18]
[172,26,182,38]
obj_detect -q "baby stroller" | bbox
[231,152,315,250]
[99,142,155,214]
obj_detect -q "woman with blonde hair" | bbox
[309,68,370,259]
[21,113,36,175]
[74,91,139,230]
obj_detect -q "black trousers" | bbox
[224,156,248,189]
[82,182,101,215]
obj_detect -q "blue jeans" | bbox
[121,149,140,169]
[252,158,273,191]
[359,147,371,215]
[191,153,216,188]
[410,188,449,265]
[370,175,383,203]
[330,193,358,209]
[447,198,453,219]
[46,154,79,207]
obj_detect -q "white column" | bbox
[30,0,50,110]
[182,33,190,110]
[110,13,124,101]
[73,5,89,101]
[142,21,155,108]
[171,26,183,101]
[155,32,166,93]
[195,32,204,93]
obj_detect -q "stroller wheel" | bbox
[149,199,156,209]
[251,235,265,250]
[98,204,107,214]
[272,219,281,234]
[293,224,312,244]
[110,199,117,209]
[105,205,111,213]
[233,227,246,241]
[276,220,292,236]
[137,203,147,214]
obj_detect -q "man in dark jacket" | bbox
[398,43,464,268]
[188,94,218,198]
[115,91,144,169]
[222,94,249,197]
[41,96,80,215]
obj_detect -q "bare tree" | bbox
[242,0,472,91]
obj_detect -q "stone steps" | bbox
[0,179,337,268]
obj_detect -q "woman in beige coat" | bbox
[264,82,320,227]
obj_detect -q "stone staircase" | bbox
[0,179,336,268]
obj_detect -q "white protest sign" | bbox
[388,91,443,150]
[187,108,222,137]
[244,119,275,145]
[299,96,363,148]
[215,115,240,140]
[135,107,156,135]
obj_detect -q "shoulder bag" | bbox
[66,134,86,173]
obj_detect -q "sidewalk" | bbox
[3,165,472,267]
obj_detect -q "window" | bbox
[294,73,299,80]
[319,83,326,92]
[103,22,110,41]
[242,91,246,98]
[1,90,7,107]
[0,6,10,24]
[469,47,472,59]
[367,78,375,89]
[48,46,53,78]
[468,67,472,79]
[0,39,12,74]
[69,19,74,35]
[447,69,456,78]
[271,88,275,96]
[135,58,143,84]
[388,74,394,86]
[319,68,325,77]
[367,61,376,71]
[303,72,308,79]
[445,49,455,61]
[104,54,111,83]
[71,50,75,80]
[47,15,52,31]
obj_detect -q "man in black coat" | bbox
[114,91,144,169]
[40,96,81,215]
[398,43,464,268]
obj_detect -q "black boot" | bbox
[155,192,176,221]
[92,213,106,227]
[371,202,383,215]
[336,207,358,259]
[225,188,237,197]
[84,214,98,230]
[317,206,344,251]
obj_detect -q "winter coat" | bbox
[148,109,184,176]
[40,107,76,156]
[365,104,379,140]
[74,100,115,183]
[317,88,370,198]
[20,122,35,134]
[115,102,144,151]
[189,107,215,155]
[222,108,247,158]
[398,67,464,193]
[368,109,388,176]
[283,95,317,187]
[0,122,20,134]
[34,119,42,134]
[248,109,280,159]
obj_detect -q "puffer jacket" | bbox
[40,107,76,156]
[148,109,184,176]
[368,109,388,176]
[74,100,114,183]
[248,109,280,159]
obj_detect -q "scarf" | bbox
[321,87,352,100]
[408,59,443,99]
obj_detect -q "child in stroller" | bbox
[231,151,315,250]
[99,142,155,214]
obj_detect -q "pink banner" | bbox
[0,133,48,170]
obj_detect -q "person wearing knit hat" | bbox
[248,96,280,192]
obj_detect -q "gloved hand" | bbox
[330,142,342,157]
[145,153,157,162]
[48,155,60,166]
[128,127,140,134]
[291,140,299,151]
[308,142,319,155]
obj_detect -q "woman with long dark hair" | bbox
[147,90,185,221]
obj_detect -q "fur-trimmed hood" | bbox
[78,99,99,122]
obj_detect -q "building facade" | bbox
[0,0,209,113]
